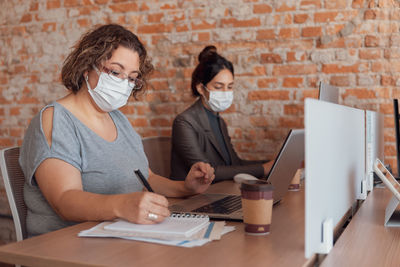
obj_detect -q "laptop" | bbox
[169,129,305,220]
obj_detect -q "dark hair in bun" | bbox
[191,45,234,97]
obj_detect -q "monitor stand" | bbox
[385,196,400,227]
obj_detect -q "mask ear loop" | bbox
[85,75,93,91]
[201,84,215,111]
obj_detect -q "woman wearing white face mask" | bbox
[19,24,215,237]
[170,46,273,182]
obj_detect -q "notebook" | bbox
[104,214,209,238]
[169,129,305,220]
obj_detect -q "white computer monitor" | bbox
[318,82,339,104]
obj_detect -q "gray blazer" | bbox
[170,99,265,182]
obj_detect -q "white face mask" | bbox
[203,85,234,112]
[86,67,133,112]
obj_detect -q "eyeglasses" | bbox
[95,66,144,90]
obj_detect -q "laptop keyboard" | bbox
[192,195,242,214]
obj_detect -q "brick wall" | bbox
[0,0,399,243]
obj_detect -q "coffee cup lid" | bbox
[240,180,274,191]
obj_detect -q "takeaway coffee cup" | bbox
[288,168,301,191]
[240,180,274,235]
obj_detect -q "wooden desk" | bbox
[0,181,309,267]
[322,188,400,266]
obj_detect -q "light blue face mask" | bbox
[86,67,133,112]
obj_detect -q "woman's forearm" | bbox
[54,189,122,222]
[148,172,192,197]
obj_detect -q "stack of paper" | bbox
[78,215,235,247]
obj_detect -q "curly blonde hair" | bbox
[62,24,153,97]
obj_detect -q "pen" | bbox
[134,169,154,192]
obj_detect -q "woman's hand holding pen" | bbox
[114,192,170,224]
[184,162,215,194]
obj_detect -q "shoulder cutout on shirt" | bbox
[41,106,54,148]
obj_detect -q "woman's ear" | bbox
[196,83,205,96]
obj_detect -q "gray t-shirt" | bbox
[19,102,149,236]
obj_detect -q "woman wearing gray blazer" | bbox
[170,46,273,182]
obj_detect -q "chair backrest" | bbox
[394,99,400,177]
[142,136,172,178]
[0,147,27,241]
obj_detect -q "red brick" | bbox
[109,3,138,12]
[284,104,304,115]
[150,118,171,127]
[252,66,267,76]
[10,107,20,116]
[379,103,394,114]
[287,51,306,62]
[342,88,376,99]
[176,24,189,32]
[77,18,89,27]
[294,14,309,24]
[140,2,149,11]
[325,0,347,9]
[330,76,351,86]
[47,0,61,9]
[279,28,300,39]
[283,77,304,88]
[149,81,169,91]
[119,105,135,115]
[20,14,32,23]
[253,4,272,14]
[352,0,365,8]
[322,63,366,74]
[257,78,278,88]
[378,22,399,34]
[135,105,151,115]
[138,23,173,34]
[302,26,322,37]
[364,9,377,19]
[30,2,39,11]
[0,138,13,147]
[249,117,269,127]
[0,73,8,85]
[381,75,395,86]
[256,29,275,40]
[302,89,319,100]
[365,35,379,47]
[276,3,296,12]
[132,118,148,127]
[279,117,304,128]
[160,3,177,9]
[64,0,79,7]
[154,105,175,115]
[248,90,290,101]
[300,0,322,9]
[147,13,164,23]
[378,0,396,7]
[359,48,381,59]
[10,128,23,138]
[260,53,282,63]
[273,64,317,76]
[42,22,57,32]
[196,32,210,42]
[314,12,339,23]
